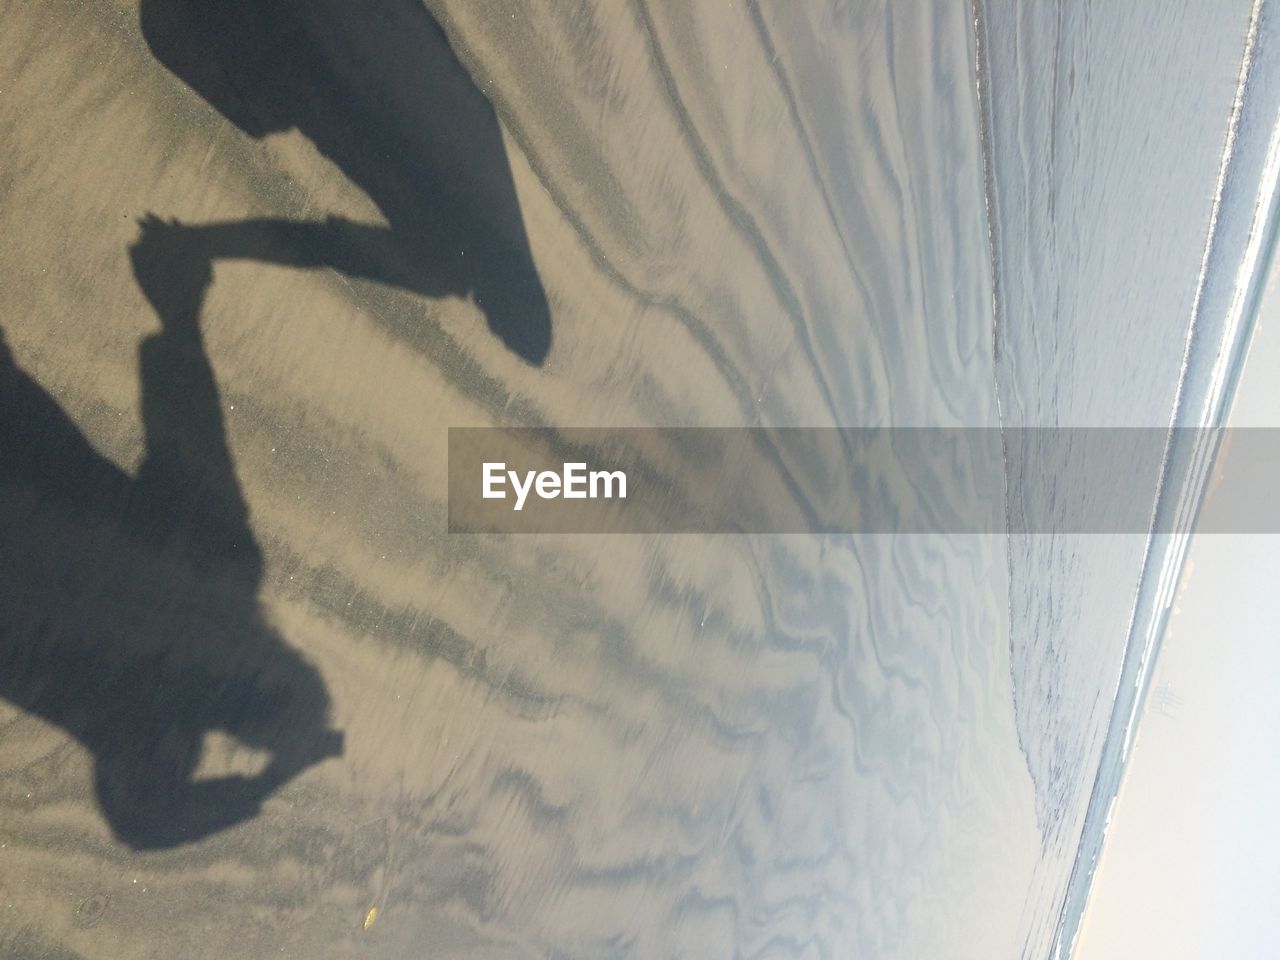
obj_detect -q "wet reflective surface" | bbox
[0,1,1272,957]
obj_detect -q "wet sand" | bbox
[0,1,1099,957]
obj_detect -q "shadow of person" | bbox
[0,310,343,851]
[137,0,552,365]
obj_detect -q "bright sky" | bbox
[1072,252,1280,959]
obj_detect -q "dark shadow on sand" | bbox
[136,0,552,364]
[0,0,545,849]
[0,319,342,850]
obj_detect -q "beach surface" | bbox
[0,2,1269,957]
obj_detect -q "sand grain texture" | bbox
[2,1,1048,957]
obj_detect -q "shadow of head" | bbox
[138,0,553,366]
[86,611,347,850]
[85,603,346,850]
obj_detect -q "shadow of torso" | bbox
[139,0,552,363]
[0,328,340,850]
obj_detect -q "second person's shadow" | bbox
[0,306,343,849]
[137,0,552,365]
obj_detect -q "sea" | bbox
[979,0,1280,956]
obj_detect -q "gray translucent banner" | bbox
[447,428,1279,534]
